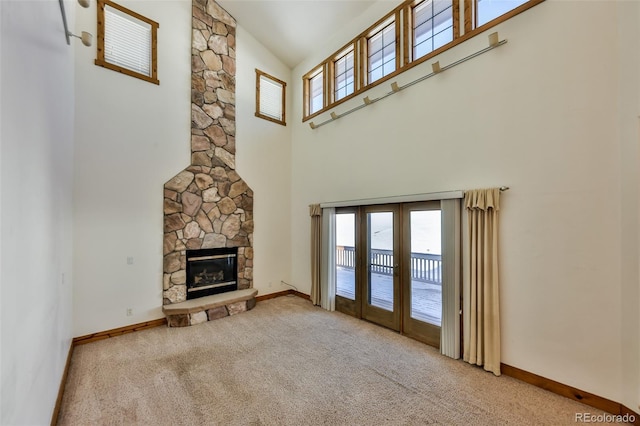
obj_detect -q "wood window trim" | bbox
[95,0,160,85]
[255,69,287,126]
[402,5,411,67]
[302,74,311,118]
[301,0,545,122]
[328,58,335,104]
[358,37,366,95]
[464,0,473,33]
[453,0,461,38]
[394,10,401,73]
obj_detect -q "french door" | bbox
[361,205,401,331]
[401,202,442,347]
[335,202,444,348]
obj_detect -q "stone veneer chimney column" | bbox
[162,0,253,305]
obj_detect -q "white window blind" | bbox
[104,4,152,77]
[259,75,284,121]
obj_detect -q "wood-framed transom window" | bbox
[95,0,159,85]
[307,66,325,116]
[367,18,397,85]
[412,0,454,61]
[334,47,355,102]
[255,69,287,126]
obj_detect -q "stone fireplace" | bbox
[162,0,253,312]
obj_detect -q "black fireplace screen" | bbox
[186,247,238,300]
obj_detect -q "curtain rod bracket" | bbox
[488,32,500,47]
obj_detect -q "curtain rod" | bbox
[319,190,464,208]
[319,187,509,208]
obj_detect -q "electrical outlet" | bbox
[127,257,134,265]
[126,308,133,316]
[268,281,272,287]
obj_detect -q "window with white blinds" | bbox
[255,69,286,126]
[105,5,151,76]
[95,0,159,85]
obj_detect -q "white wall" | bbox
[1,0,75,423]
[290,0,633,405]
[235,26,293,296]
[73,0,191,336]
[616,0,640,411]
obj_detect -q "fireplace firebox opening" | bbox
[186,247,238,300]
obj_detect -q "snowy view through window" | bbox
[336,212,441,253]
[335,210,443,325]
[478,0,528,26]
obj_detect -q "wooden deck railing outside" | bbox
[336,246,442,284]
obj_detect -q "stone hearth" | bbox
[163,288,257,327]
[162,0,253,313]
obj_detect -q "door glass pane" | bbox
[409,210,442,325]
[368,212,394,311]
[336,213,356,300]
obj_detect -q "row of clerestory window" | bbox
[303,0,543,121]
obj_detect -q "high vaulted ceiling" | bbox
[217,0,380,69]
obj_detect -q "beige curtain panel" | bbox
[309,204,322,306]
[463,188,501,376]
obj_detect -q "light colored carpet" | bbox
[59,295,614,425]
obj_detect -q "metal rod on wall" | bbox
[59,0,71,45]
[309,32,508,130]
[59,0,92,46]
